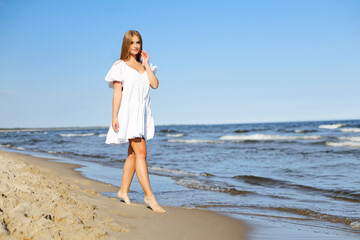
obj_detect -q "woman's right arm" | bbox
[112,81,123,132]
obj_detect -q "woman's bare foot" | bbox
[117,191,131,205]
[144,195,166,213]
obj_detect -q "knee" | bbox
[128,152,136,160]
[135,151,147,160]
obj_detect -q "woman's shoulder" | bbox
[109,59,126,71]
[113,59,124,65]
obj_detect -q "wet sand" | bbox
[0,150,249,239]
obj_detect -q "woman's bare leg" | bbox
[130,138,166,213]
[117,144,136,204]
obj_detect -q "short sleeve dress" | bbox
[104,59,158,144]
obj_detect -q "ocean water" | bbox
[1,119,360,239]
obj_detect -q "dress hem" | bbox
[105,135,154,145]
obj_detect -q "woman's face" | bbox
[129,35,141,56]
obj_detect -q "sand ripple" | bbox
[0,152,129,239]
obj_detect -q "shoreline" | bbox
[0,150,249,239]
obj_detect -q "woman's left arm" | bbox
[144,64,159,89]
[142,50,159,89]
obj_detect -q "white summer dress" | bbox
[104,59,158,145]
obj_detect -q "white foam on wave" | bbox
[98,134,107,137]
[175,179,222,192]
[340,128,360,133]
[59,133,96,137]
[326,141,360,148]
[1,144,12,148]
[149,166,205,177]
[350,221,360,229]
[174,179,243,194]
[318,124,346,129]
[0,144,7,148]
[168,139,224,144]
[16,147,26,150]
[220,134,322,141]
[338,136,360,142]
[166,133,185,138]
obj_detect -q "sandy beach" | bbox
[0,150,249,239]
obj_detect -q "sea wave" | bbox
[350,221,360,229]
[55,151,107,159]
[234,129,249,133]
[168,139,224,144]
[265,206,359,227]
[340,128,360,133]
[149,166,212,177]
[59,133,96,137]
[98,134,107,137]
[175,178,255,195]
[233,174,360,202]
[318,124,346,129]
[234,128,269,133]
[234,175,291,187]
[294,129,317,133]
[338,136,360,142]
[166,133,185,138]
[0,144,13,148]
[220,134,322,141]
[326,141,360,148]
[160,129,177,133]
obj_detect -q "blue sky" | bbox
[0,0,359,128]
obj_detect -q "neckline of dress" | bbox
[122,60,146,75]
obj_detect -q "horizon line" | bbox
[1,117,359,131]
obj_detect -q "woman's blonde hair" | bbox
[120,30,143,62]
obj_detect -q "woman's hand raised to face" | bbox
[141,50,159,89]
[141,50,150,67]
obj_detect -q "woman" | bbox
[104,30,166,213]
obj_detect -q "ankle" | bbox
[145,193,155,199]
